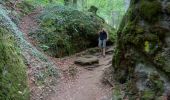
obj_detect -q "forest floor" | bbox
[19,9,114,100]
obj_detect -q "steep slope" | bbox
[0,5,58,100]
[0,22,29,100]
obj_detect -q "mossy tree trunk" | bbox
[113,0,170,99]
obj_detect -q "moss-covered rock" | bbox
[139,0,162,23]
[112,0,170,99]
[31,5,113,57]
[0,27,29,100]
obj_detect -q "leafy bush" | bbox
[16,0,35,16]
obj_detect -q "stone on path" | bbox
[74,55,99,66]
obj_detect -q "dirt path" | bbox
[50,50,113,100]
[19,8,41,46]
[19,8,113,100]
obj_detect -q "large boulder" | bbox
[112,0,170,99]
[74,55,99,66]
[30,5,108,57]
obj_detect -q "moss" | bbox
[149,73,164,95]
[121,21,145,48]
[135,25,144,34]
[154,80,164,95]
[149,25,167,41]
[139,0,162,23]
[126,80,138,95]
[122,21,135,34]
[140,90,155,100]
[122,33,144,48]
[114,48,121,67]
[112,85,123,100]
[154,53,165,66]
[0,27,29,100]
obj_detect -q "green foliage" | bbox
[112,85,122,100]
[154,53,166,68]
[149,73,164,94]
[79,1,125,19]
[141,90,155,100]
[78,0,126,28]
[140,73,164,100]
[15,0,119,44]
[31,5,103,57]
[25,0,126,28]
[104,23,116,42]
[0,27,29,100]
[25,0,64,6]
[16,0,35,16]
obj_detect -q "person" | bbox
[98,28,108,57]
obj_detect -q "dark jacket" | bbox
[99,31,107,40]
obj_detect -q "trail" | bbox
[19,9,113,100]
[50,49,113,100]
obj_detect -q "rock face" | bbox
[112,0,170,99]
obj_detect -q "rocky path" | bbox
[19,8,113,100]
[50,48,114,100]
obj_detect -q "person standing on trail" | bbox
[98,28,108,57]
